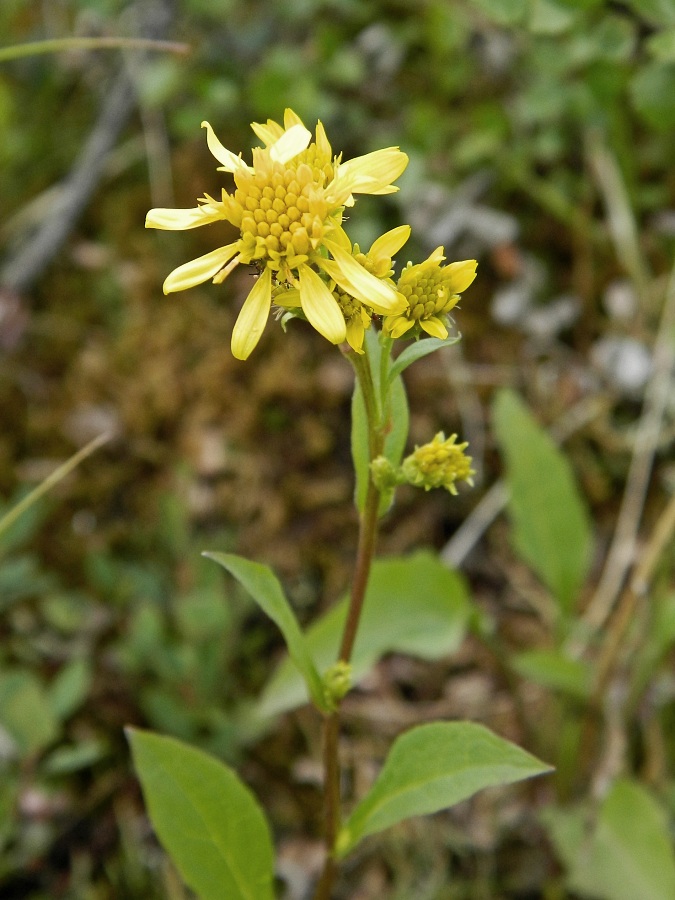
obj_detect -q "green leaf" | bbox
[492,389,592,614]
[48,658,93,721]
[0,37,189,63]
[471,0,529,25]
[511,649,592,699]
[42,740,107,775]
[260,552,472,717]
[383,373,409,467]
[528,0,579,35]
[0,491,48,555]
[630,62,675,129]
[378,372,409,516]
[0,670,59,756]
[544,779,675,900]
[625,0,675,27]
[203,553,328,712]
[647,27,675,61]
[337,722,552,856]
[387,336,460,386]
[351,378,370,514]
[127,729,275,900]
[352,333,411,516]
[0,434,109,548]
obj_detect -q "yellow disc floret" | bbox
[383,248,477,340]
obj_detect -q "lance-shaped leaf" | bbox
[260,552,471,717]
[492,389,592,615]
[512,649,593,700]
[337,721,552,857]
[204,552,328,712]
[351,379,370,514]
[387,335,460,386]
[127,729,275,900]
[544,778,675,900]
[351,330,410,515]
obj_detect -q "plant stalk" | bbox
[313,347,385,900]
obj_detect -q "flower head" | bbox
[146,109,409,359]
[383,249,477,340]
[275,224,410,353]
[400,432,475,494]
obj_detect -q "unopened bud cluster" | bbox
[322,661,352,710]
[371,432,475,496]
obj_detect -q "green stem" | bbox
[379,334,394,415]
[313,345,387,900]
[314,713,340,900]
[339,475,381,663]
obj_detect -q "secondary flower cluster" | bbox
[371,433,475,495]
[146,109,477,359]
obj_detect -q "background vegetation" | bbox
[1,0,674,897]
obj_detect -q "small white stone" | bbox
[590,335,653,396]
[603,280,638,322]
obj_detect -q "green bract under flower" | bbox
[145,109,409,359]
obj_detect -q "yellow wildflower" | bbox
[146,109,409,359]
[383,249,477,340]
[400,432,475,494]
[275,224,410,353]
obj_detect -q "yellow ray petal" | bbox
[444,259,478,293]
[269,123,312,164]
[346,317,366,353]
[201,122,251,174]
[315,120,332,161]
[329,223,353,253]
[385,316,415,339]
[322,240,407,314]
[145,206,223,230]
[162,243,240,294]
[328,147,408,205]
[283,108,306,130]
[298,265,346,344]
[250,119,285,146]
[420,317,449,339]
[427,247,446,265]
[369,224,411,260]
[273,287,302,308]
[231,267,272,360]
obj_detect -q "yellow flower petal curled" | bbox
[328,147,409,206]
[269,123,312,164]
[231,266,273,360]
[322,240,406,314]
[163,243,240,294]
[298,264,347,345]
[201,121,252,174]
[250,119,285,146]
